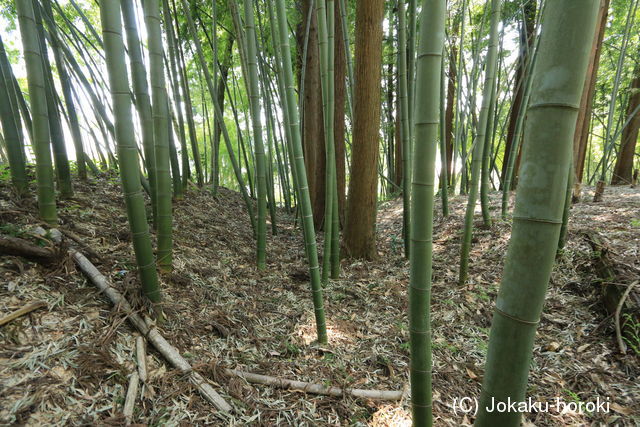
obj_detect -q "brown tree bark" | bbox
[297,0,325,228]
[394,111,402,186]
[500,0,536,188]
[573,0,610,197]
[444,14,459,186]
[611,54,640,185]
[344,0,384,260]
[334,3,347,225]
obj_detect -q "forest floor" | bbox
[1,172,639,426]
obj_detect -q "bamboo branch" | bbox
[0,301,47,327]
[225,369,406,401]
[70,249,232,413]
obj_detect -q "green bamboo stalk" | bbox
[0,42,28,194]
[98,0,162,309]
[274,0,328,344]
[458,0,501,286]
[175,32,204,188]
[144,0,173,272]
[317,0,337,283]
[475,2,599,425]
[398,0,411,258]
[243,0,268,270]
[409,0,445,423]
[439,47,449,217]
[501,34,539,219]
[179,0,256,233]
[480,64,499,227]
[42,0,87,181]
[121,0,158,223]
[33,0,73,198]
[0,34,30,155]
[15,0,57,224]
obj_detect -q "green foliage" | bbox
[622,313,640,356]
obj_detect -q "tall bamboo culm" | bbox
[409,0,445,424]
[274,0,328,344]
[458,0,501,285]
[15,0,57,224]
[243,0,268,270]
[475,1,599,425]
[144,0,173,272]
[99,0,162,311]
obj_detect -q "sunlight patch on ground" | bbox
[369,405,411,426]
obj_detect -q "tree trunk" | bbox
[500,0,536,188]
[334,2,346,225]
[444,14,459,185]
[297,0,326,228]
[611,53,640,185]
[343,0,384,260]
[573,0,610,199]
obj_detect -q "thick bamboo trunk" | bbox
[475,2,599,425]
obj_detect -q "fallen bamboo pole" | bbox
[226,369,406,401]
[123,372,139,425]
[0,301,48,327]
[70,249,232,413]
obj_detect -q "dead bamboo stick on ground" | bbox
[70,249,232,413]
[123,372,139,425]
[136,336,147,383]
[0,301,47,327]
[225,369,406,401]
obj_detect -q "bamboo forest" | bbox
[1,0,640,425]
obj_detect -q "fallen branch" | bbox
[0,235,57,261]
[70,249,232,413]
[225,369,406,401]
[0,301,48,327]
